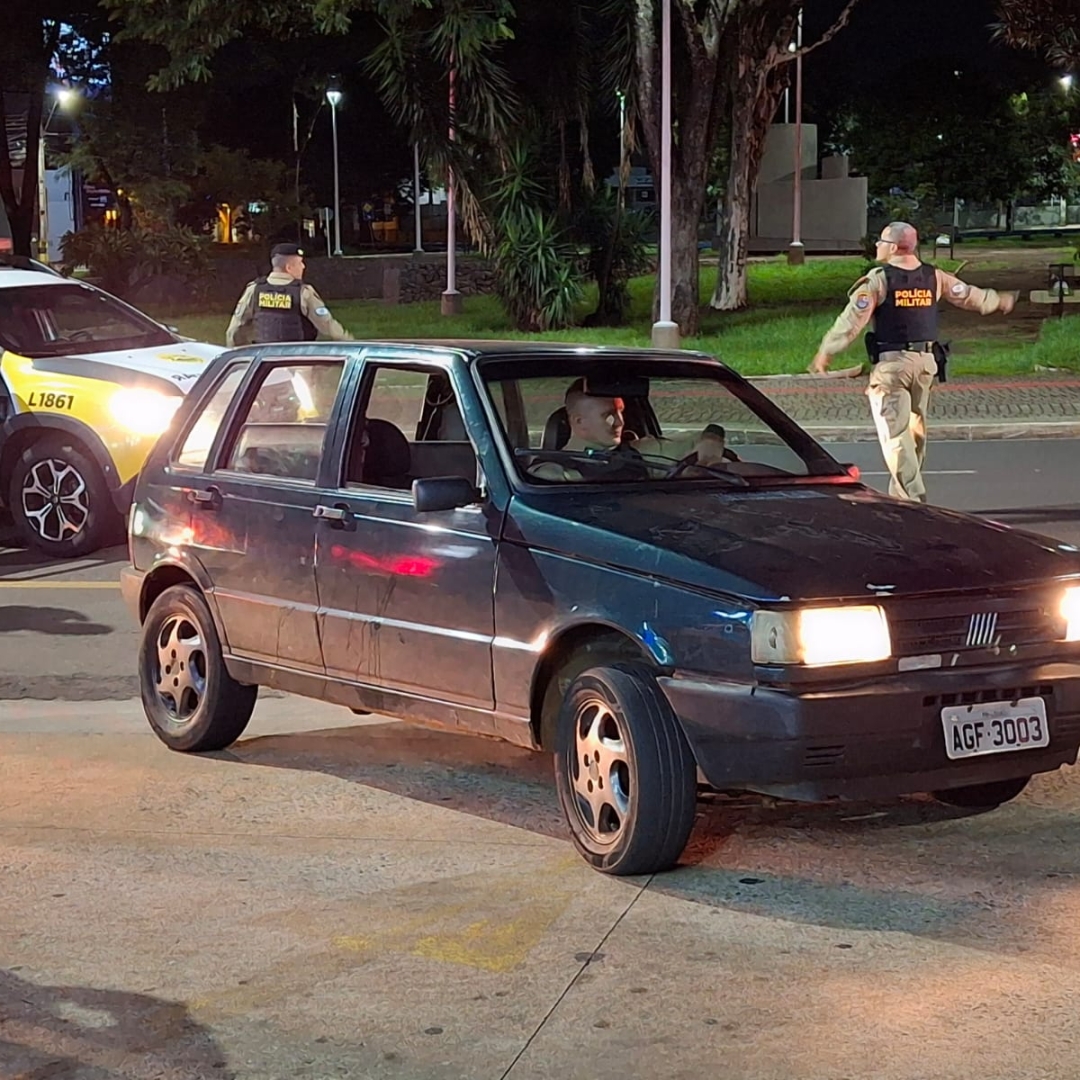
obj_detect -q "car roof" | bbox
[254,339,721,365]
[0,269,72,288]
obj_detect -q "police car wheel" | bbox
[8,435,117,558]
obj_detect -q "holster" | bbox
[932,341,950,384]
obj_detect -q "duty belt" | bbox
[876,340,936,353]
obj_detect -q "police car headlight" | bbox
[110,388,182,436]
[751,605,892,666]
[1062,586,1080,642]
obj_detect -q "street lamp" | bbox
[787,7,805,267]
[325,81,343,256]
[1061,74,1075,91]
[441,51,462,316]
[39,84,79,263]
[616,89,627,210]
[651,0,678,349]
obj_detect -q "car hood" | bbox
[60,341,225,392]
[506,485,1080,602]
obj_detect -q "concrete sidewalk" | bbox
[749,372,1080,441]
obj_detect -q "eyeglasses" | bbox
[876,237,895,245]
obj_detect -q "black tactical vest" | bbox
[251,279,317,343]
[873,263,939,347]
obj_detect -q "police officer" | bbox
[810,221,1017,502]
[225,243,353,347]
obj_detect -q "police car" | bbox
[0,257,224,558]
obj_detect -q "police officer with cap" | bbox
[226,243,353,346]
[810,221,1017,502]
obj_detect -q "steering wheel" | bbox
[65,329,95,342]
[663,452,749,486]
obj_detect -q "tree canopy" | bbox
[995,0,1080,67]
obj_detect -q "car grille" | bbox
[891,603,1066,658]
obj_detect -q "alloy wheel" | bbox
[153,614,208,723]
[569,697,633,845]
[20,458,90,543]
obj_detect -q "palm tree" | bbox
[994,1,1080,66]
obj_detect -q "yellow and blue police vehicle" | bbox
[0,258,223,557]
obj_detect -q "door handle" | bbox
[314,503,349,526]
[187,485,221,509]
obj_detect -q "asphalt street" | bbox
[4,439,1080,1080]
[0,438,1078,699]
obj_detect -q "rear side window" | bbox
[174,363,250,470]
[222,361,344,482]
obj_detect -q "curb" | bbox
[798,421,1080,442]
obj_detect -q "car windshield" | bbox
[0,283,176,358]
[480,354,848,487]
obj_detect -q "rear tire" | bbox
[554,663,697,876]
[139,585,257,752]
[8,434,119,558]
[933,775,1031,809]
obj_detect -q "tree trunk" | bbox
[655,173,706,335]
[5,201,36,256]
[712,134,755,311]
[710,61,785,311]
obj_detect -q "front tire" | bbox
[8,434,119,558]
[933,775,1031,809]
[139,585,257,752]
[554,663,698,875]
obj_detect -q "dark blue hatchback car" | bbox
[122,341,1080,874]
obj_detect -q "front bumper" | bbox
[660,660,1080,800]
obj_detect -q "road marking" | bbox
[1,559,104,580]
[0,579,120,589]
[861,470,978,477]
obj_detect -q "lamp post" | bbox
[650,0,678,349]
[413,142,424,252]
[325,82,343,256]
[787,8,805,266]
[616,89,627,210]
[38,86,78,263]
[441,51,462,316]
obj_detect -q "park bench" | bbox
[1029,261,1080,316]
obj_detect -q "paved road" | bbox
[4,441,1080,1078]
[1,438,1078,699]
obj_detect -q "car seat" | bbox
[361,418,412,489]
[542,407,571,450]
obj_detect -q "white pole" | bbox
[413,142,424,252]
[651,0,678,348]
[330,101,342,255]
[441,52,462,315]
[787,8,805,266]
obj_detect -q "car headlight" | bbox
[110,388,182,437]
[752,605,892,666]
[1063,586,1080,642]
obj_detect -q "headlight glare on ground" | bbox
[752,605,892,666]
[110,388,182,436]
[1062,586,1080,642]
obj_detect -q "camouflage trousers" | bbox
[866,351,938,502]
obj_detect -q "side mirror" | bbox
[412,476,479,513]
[842,463,861,480]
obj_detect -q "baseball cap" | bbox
[271,242,305,258]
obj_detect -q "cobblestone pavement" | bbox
[749,372,1080,440]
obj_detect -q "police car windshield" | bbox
[0,283,176,358]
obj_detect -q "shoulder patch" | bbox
[950,281,969,297]
[854,293,871,311]
[314,306,330,317]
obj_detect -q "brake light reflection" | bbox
[329,544,440,578]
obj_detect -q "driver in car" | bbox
[530,381,733,481]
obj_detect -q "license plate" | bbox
[942,697,1049,760]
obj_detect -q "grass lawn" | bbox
[159,254,1080,377]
